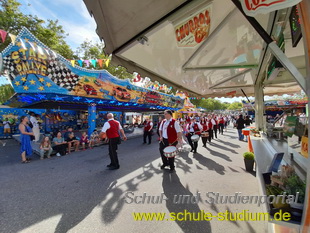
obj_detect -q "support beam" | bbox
[210,69,252,89]
[88,104,96,137]
[184,64,258,71]
[231,0,306,93]
[254,81,265,131]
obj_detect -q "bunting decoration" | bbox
[8,33,16,45]
[71,60,76,67]
[98,59,103,67]
[0,30,8,43]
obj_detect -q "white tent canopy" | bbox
[84,0,305,97]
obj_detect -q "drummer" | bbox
[200,117,209,148]
[186,118,203,153]
[159,110,183,172]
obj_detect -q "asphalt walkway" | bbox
[0,127,266,233]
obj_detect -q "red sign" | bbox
[174,5,212,47]
[241,0,302,17]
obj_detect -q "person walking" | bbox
[19,116,34,163]
[200,117,209,148]
[101,113,127,170]
[236,114,245,141]
[212,115,218,139]
[186,118,203,153]
[143,118,153,144]
[218,116,224,135]
[159,110,182,172]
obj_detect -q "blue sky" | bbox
[17,0,101,50]
[0,1,249,103]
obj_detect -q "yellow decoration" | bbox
[39,78,44,82]
[29,79,36,85]
[38,86,45,91]
[14,81,20,86]
[301,136,308,158]
[23,86,29,91]
[21,77,27,82]
[46,82,52,87]
[16,41,22,47]
[24,38,29,42]
[9,34,17,45]
[71,60,75,67]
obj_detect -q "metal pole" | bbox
[231,0,306,93]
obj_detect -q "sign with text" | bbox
[241,0,302,17]
[174,5,212,47]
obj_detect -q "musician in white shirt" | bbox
[185,118,203,153]
[159,110,182,172]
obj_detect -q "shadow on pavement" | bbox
[192,152,225,175]
[162,172,212,233]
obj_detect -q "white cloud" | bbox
[19,0,101,50]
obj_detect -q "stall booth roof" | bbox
[84,0,304,98]
[1,28,184,112]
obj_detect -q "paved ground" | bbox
[0,127,266,233]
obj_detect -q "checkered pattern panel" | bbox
[47,59,80,91]
[2,55,18,81]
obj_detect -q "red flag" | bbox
[0,30,7,43]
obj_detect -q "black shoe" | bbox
[143,142,146,144]
[193,151,197,153]
[148,143,151,145]
[109,165,120,170]
[203,145,206,148]
[107,164,112,167]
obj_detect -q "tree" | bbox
[0,84,14,104]
[0,0,75,59]
[190,98,229,111]
[227,102,243,110]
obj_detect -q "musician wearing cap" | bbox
[159,110,182,172]
[100,113,127,170]
[186,118,203,153]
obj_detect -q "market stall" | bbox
[83,0,310,231]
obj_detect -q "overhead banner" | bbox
[174,4,212,47]
[241,0,302,17]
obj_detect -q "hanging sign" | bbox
[241,0,302,17]
[174,4,212,47]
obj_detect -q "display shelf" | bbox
[253,136,303,230]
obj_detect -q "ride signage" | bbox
[240,0,302,17]
[174,5,212,48]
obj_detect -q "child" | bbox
[40,136,53,159]
[90,129,99,148]
[80,132,89,150]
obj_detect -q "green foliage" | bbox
[227,102,243,110]
[284,174,306,203]
[0,84,14,104]
[243,152,254,160]
[191,98,229,111]
[75,40,134,80]
[76,39,105,60]
[0,0,75,59]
